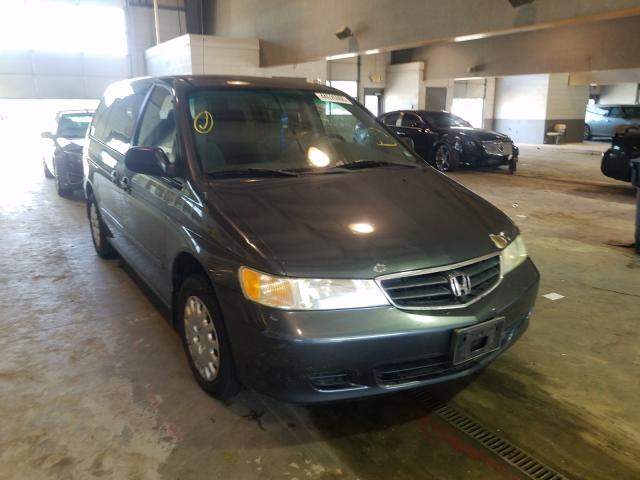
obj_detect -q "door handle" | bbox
[120,176,131,192]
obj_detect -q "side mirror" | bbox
[125,147,171,176]
[41,131,54,139]
[401,137,415,150]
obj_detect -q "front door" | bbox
[396,112,434,161]
[120,85,179,301]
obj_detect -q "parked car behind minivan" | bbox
[85,76,539,403]
[585,104,640,140]
[42,110,94,196]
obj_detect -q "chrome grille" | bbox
[482,140,513,156]
[378,254,502,310]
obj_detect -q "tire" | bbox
[43,161,54,179]
[54,162,71,197]
[584,124,592,141]
[508,156,518,174]
[434,144,458,172]
[177,275,240,400]
[87,194,116,258]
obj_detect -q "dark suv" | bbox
[85,76,539,403]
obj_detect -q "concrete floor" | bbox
[0,144,638,480]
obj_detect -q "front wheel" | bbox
[584,124,592,141]
[54,162,71,197]
[87,194,116,258]
[43,161,54,179]
[177,275,239,400]
[434,144,458,172]
[508,156,518,174]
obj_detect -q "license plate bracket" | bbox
[451,317,505,365]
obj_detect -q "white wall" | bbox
[359,52,390,101]
[599,83,639,104]
[127,5,187,77]
[0,1,186,99]
[145,34,328,82]
[0,52,129,99]
[494,74,549,143]
[385,62,424,112]
[546,74,588,120]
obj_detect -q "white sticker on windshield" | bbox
[315,92,352,104]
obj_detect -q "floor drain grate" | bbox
[435,404,569,480]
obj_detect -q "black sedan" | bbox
[380,110,519,173]
[42,110,94,196]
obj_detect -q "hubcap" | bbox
[436,146,450,171]
[89,202,101,248]
[184,296,220,382]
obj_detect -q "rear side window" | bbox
[91,81,149,154]
[383,113,400,126]
[401,113,422,128]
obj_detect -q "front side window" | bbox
[92,81,150,153]
[187,88,419,175]
[137,87,177,163]
[609,107,623,118]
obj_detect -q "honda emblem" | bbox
[448,271,472,298]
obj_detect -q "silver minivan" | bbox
[585,104,640,139]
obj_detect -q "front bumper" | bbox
[217,258,539,404]
[54,152,84,189]
[461,144,519,167]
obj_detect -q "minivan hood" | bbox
[206,168,517,278]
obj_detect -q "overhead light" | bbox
[365,49,380,55]
[453,33,486,43]
[349,223,375,234]
[325,52,357,61]
[227,80,250,85]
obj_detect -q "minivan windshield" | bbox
[56,113,93,138]
[187,88,420,175]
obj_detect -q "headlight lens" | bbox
[239,267,389,310]
[501,235,528,274]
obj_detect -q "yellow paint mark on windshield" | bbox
[193,110,214,134]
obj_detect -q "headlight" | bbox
[239,267,389,310]
[501,235,528,274]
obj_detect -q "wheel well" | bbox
[171,253,210,324]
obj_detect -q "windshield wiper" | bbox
[207,168,298,178]
[339,160,417,170]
